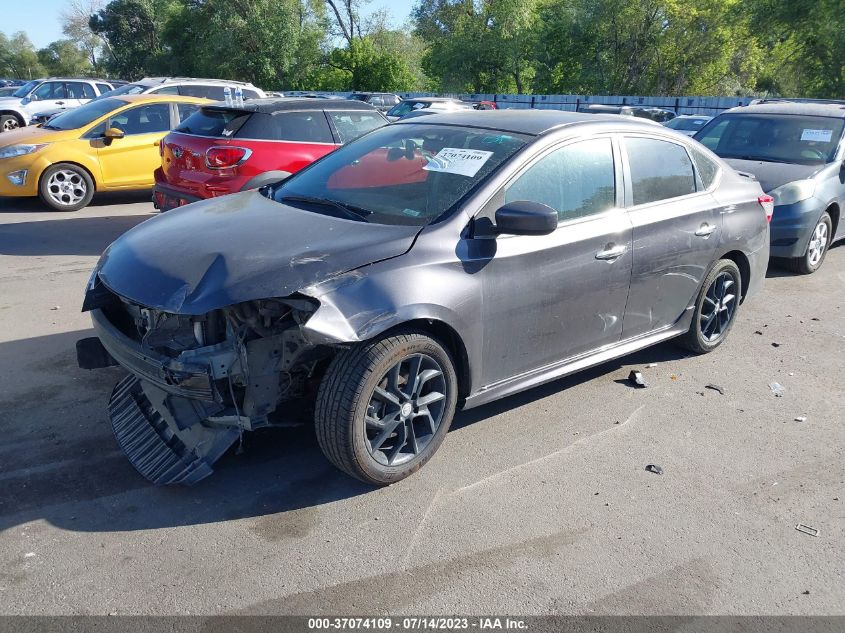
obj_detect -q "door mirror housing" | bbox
[104,127,125,140]
[494,200,558,236]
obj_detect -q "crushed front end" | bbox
[78,275,328,485]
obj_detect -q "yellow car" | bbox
[0,94,210,211]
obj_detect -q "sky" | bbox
[4,0,417,49]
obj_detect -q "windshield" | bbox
[102,83,147,97]
[273,123,528,226]
[666,117,710,131]
[42,98,128,131]
[387,101,426,117]
[12,80,39,98]
[695,113,845,165]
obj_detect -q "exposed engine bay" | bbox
[78,277,334,484]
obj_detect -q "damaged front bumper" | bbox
[79,288,324,485]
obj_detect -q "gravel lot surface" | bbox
[1,194,843,615]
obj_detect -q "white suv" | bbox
[0,78,116,132]
[25,77,268,129]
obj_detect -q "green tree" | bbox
[89,0,179,79]
[37,40,93,77]
[61,0,107,72]
[0,32,46,79]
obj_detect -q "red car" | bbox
[153,98,387,211]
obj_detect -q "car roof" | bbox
[132,77,259,88]
[203,97,378,114]
[116,94,212,105]
[724,101,845,118]
[404,97,463,103]
[394,109,667,136]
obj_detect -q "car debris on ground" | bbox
[795,524,819,537]
[628,370,648,388]
[769,382,785,397]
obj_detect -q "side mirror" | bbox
[104,127,125,140]
[494,200,558,236]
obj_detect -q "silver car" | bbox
[78,110,770,485]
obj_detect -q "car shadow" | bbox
[0,327,689,534]
[0,213,153,256]
[0,190,153,214]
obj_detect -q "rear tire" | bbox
[315,330,458,485]
[38,163,95,212]
[678,259,741,354]
[784,211,831,275]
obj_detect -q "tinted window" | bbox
[695,113,845,165]
[175,108,251,136]
[32,81,65,100]
[666,117,710,131]
[12,80,39,98]
[626,137,696,205]
[506,138,616,223]
[243,89,261,99]
[329,111,386,143]
[387,101,424,117]
[45,97,128,131]
[109,103,171,135]
[690,146,720,189]
[151,85,180,95]
[105,83,147,97]
[178,84,257,99]
[238,111,334,143]
[96,83,112,95]
[176,103,201,123]
[66,82,95,100]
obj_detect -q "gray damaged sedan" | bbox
[78,110,770,485]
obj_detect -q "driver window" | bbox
[107,103,171,135]
[505,138,616,224]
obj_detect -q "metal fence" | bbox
[391,93,751,116]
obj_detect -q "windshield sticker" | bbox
[423,147,494,177]
[801,129,833,143]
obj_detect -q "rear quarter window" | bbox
[175,108,251,137]
[690,146,720,189]
[236,111,334,143]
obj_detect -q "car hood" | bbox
[96,190,422,314]
[721,158,823,193]
[0,125,75,146]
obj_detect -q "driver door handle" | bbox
[595,244,627,261]
[695,223,717,237]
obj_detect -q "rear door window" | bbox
[151,85,180,95]
[66,82,96,99]
[96,83,113,95]
[328,111,386,143]
[175,108,251,136]
[624,137,697,205]
[176,103,201,123]
[237,111,334,143]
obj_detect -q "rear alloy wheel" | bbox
[38,163,95,212]
[0,115,20,132]
[315,330,458,485]
[786,211,832,275]
[678,259,741,354]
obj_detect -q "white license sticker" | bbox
[424,147,494,177]
[801,129,833,143]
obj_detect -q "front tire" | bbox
[785,211,831,275]
[315,330,458,485]
[1,114,21,132]
[678,259,741,354]
[38,163,95,212]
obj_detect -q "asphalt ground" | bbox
[0,193,843,615]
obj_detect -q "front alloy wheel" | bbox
[786,212,832,275]
[315,330,458,485]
